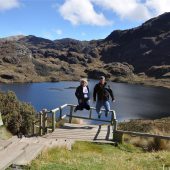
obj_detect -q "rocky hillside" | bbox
[0,12,170,84]
[101,12,170,72]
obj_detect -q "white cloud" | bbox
[59,0,170,26]
[146,0,170,15]
[91,0,152,20]
[42,29,63,40]
[59,0,111,26]
[55,29,62,35]
[0,0,20,11]
[91,0,170,21]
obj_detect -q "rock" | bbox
[104,62,134,77]
[146,65,170,78]
[85,69,111,79]
[101,12,170,72]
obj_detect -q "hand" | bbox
[79,99,82,103]
[112,99,115,103]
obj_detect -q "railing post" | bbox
[39,111,43,136]
[111,111,114,125]
[69,106,73,123]
[52,111,56,131]
[113,119,123,143]
[42,109,48,135]
[59,107,62,120]
[113,119,117,132]
[89,108,92,119]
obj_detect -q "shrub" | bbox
[0,91,36,135]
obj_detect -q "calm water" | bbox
[0,80,170,122]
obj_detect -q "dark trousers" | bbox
[75,100,90,111]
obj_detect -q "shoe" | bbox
[105,111,109,117]
[98,113,102,119]
[74,108,77,112]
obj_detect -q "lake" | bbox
[0,80,170,122]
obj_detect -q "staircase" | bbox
[0,136,74,170]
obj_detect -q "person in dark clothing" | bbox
[74,78,90,112]
[93,76,115,118]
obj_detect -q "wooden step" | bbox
[14,143,45,166]
[0,136,20,151]
[0,142,28,170]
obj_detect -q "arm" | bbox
[108,86,114,101]
[75,87,79,99]
[93,85,97,101]
[87,86,90,99]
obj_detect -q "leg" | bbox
[84,100,90,110]
[103,101,110,117]
[96,101,103,118]
[74,102,83,112]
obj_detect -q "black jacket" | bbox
[75,85,90,101]
[93,83,114,101]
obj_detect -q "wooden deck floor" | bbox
[44,123,114,143]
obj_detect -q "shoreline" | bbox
[1,76,170,90]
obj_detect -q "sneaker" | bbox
[105,111,109,117]
[74,108,77,112]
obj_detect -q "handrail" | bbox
[33,103,116,136]
[114,130,170,143]
[32,103,170,143]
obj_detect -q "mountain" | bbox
[101,12,170,72]
[0,12,170,85]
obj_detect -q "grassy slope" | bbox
[29,142,170,170]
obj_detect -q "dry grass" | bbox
[119,118,170,151]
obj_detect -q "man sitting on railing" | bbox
[74,78,90,112]
[93,76,115,118]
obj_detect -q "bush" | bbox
[0,91,36,135]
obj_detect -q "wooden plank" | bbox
[52,111,56,131]
[14,143,45,166]
[0,142,28,170]
[67,115,111,123]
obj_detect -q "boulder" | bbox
[85,69,111,79]
[104,62,134,77]
[146,65,170,78]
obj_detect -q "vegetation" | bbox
[118,118,170,151]
[0,125,12,140]
[29,141,170,170]
[0,91,36,135]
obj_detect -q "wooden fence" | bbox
[33,104,170,143]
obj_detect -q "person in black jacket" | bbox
[93,76,115,118]
[74,78,90,112]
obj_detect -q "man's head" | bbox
[99,76,105,85]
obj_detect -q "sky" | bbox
[0,0,170,41]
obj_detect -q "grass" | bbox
[0,125,12,140]
[28,141,170,170]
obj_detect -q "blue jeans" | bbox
[96,100,110,115]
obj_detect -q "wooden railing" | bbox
[33,104,170,143]
[32,104,117,137]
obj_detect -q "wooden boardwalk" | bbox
[0,136,74,169]
[44,123,114,143]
